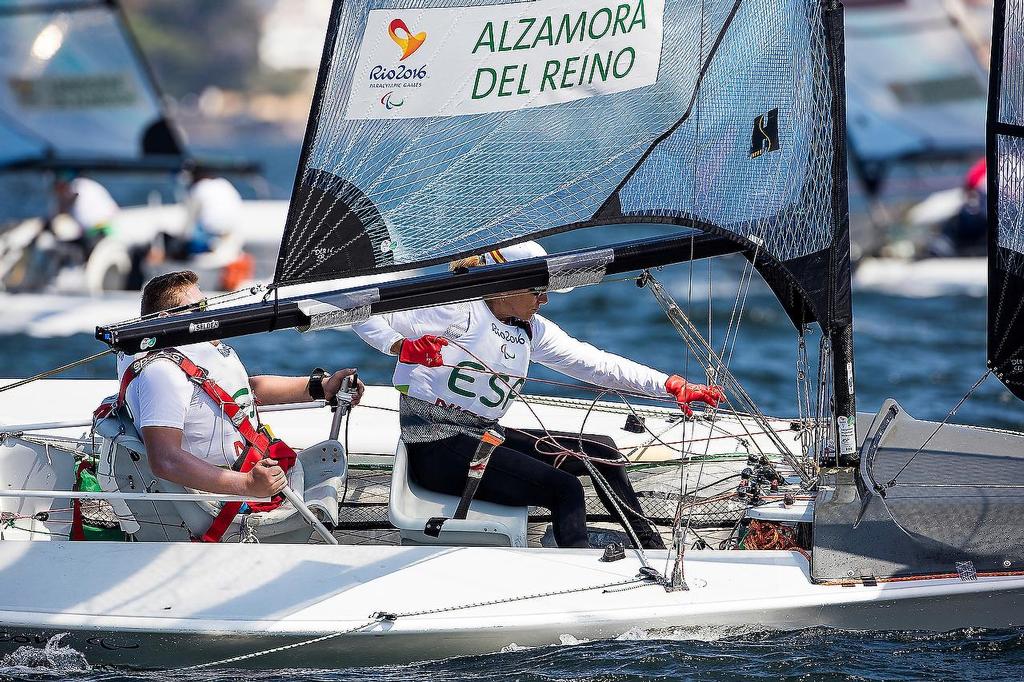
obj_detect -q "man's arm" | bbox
[142,426,284,498]
[250,369,364,406]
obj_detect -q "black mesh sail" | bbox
[276,0,852,328]
[0,0,184,171]
[988,0,1024,400]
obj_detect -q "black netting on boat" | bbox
[337,459,749,547]
[80,499,119,529]
[276,0,841,291]
[337,467,393,529]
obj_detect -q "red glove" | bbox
[399,335,448,367]
[665,375,725,416]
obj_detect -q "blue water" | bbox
[3,627,1024,680]
[3,146,1024,678]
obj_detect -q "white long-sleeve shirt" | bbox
[187,178,242,237]
[354,300,669,420]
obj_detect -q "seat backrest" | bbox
[93,408,315,543]
[94,411,191,541]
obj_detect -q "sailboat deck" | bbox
[311,455,799,549]
[1,382,813,550]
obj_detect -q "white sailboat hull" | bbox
[1,541,1021,669]
[4,380,1017,668]
[853,257,987,297]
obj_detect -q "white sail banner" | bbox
[343,0,664,120]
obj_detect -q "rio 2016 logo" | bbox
[381,91,404,109]
[368,17,429,100]
[388,19,426,60]
[370,64,427,81]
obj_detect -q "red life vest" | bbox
[106,348,297,543]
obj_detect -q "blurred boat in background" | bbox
[844,0,992,294]
[0,0,273,296]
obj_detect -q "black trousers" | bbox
[405,428,664,549]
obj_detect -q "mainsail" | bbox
[100,0,857,456]
[844,0,989,196]
[987,0,1024,399]
[277,0,848,322]
[0,0,183,171]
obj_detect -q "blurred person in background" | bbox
[149,165,243,263]
[9,171,120,290]
[927,157,988,258]
[52,171,119,262]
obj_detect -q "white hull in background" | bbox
[0,200,289,293]
[853,257,987,297]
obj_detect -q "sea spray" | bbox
[0,633,90,675]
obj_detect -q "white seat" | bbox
[388,439,528,547]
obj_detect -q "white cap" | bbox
[480,240,574,293]
[480,240,547,266]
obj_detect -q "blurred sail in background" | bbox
[0,0,183,172]
[845,0,990,205]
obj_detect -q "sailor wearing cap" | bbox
[354,241,723,548]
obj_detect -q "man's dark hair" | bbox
[141,270,199,316]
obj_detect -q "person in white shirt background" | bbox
[147,165,243,264]
[354,241,725,549]
[182,165,243,256]
[52,171,119,261]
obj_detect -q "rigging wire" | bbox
[672,232,703,581]
[815,334,836,467]
[0,348,114,394]
[645,273,814,483]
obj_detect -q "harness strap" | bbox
[118,350,270,454]
[117,349,286,542]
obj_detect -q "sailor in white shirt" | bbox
[354,241,724,549]
[184,168,243,255]
[147,168,244,265]
[53,173,118,259]
[121,270,364,500]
